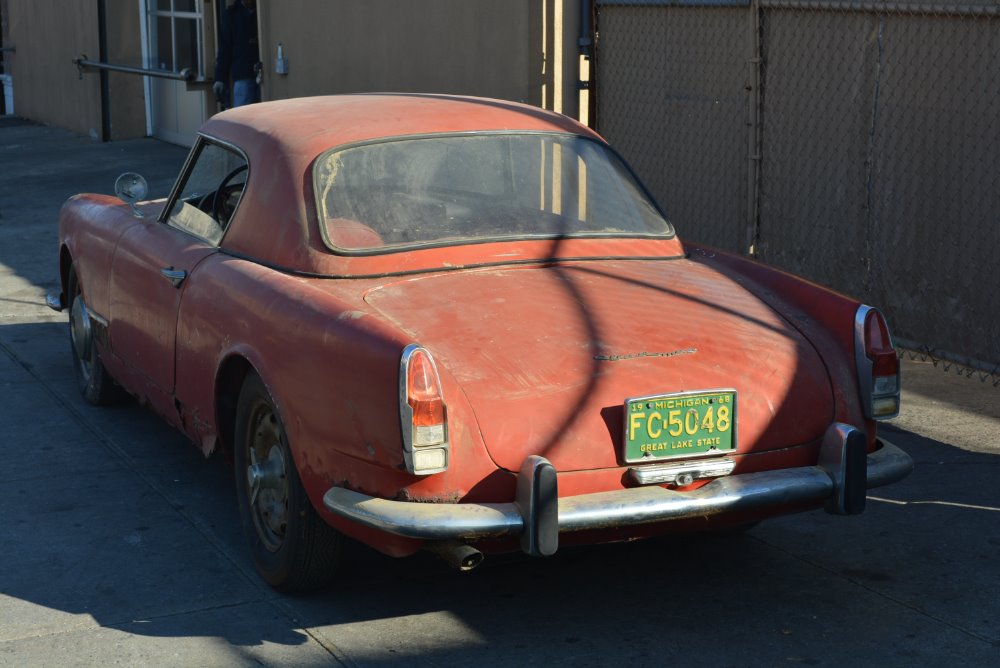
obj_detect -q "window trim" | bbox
[146,0,205,77]
[160,133,250,247]
[312,130,675,257]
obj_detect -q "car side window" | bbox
[165,140,248,245]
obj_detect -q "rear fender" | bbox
[687,244,874,443]
[172,256,498,537]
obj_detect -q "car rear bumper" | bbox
[322,424,913,556]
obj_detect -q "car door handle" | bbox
[160,267,187,288]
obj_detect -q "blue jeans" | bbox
[232,79,260,107]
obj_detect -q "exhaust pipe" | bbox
[425,541,484,572]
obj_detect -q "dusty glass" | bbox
[315,133,673,251]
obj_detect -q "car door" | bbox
[109,137,249,424]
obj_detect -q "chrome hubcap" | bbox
[247,408,288,552]
[70,293,93,370]
[247,445,286,506]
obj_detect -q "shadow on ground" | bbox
[1,322,997,666]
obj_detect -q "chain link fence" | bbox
[593,0,1000,384]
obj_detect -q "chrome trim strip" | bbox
[855,304,876,418]
[323,439,913,542]
[88,308,109,328]
[398,343,418,474]
[628,458,736,486]
[217,248,688,281]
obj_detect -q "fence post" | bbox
[745,0,762,257]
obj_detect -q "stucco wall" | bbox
[4,0,584,140]
[106,0,146,140]
[5,0,102,137]
[254,0,580,119]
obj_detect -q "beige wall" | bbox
[6,0,102,137]
[106,0,147,140]
[4,0,585,139]
[254,0,581,119]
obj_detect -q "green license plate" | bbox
[624,390,737,463]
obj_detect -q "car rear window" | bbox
[314,133,673,252]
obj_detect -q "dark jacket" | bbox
[214,1,259,84]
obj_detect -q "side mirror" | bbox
[115,172,149,218]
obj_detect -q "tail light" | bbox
[854,306,900,420]
[399,344,449,474]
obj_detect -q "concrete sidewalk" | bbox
[1,119,339,665]
[1,119,998,667]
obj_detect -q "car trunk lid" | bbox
[364,259,834,472]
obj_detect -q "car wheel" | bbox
[67,265,125,405]
[233,371,342,592]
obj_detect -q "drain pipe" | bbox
[425,541,485,572]
[97,0,111,141]
[578,0,595,126]
[578,0,593,57]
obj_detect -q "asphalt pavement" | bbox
[1,118,998,667]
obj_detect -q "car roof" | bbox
[205,94,610,275]
[201,94,600,158]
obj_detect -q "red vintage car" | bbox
[49,94,912,591]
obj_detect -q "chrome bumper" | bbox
[323,426,913,557]
[46,292,65,312]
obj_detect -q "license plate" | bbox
[623,390,737,463]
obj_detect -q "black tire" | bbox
[233,371,342,592]
[67,266,126,406]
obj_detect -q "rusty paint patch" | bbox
[595,348,697,362]
[396,489,463,504]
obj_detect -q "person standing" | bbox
[213,0,260,108]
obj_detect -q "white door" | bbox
[144,0,208,147]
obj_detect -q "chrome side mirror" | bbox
[115,172,148,218]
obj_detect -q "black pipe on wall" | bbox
[97,0,111,141]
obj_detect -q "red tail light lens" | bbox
[407,349,447,436]
[400,345,449,474]
[856,307,900,419]
[866,311,899,396]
